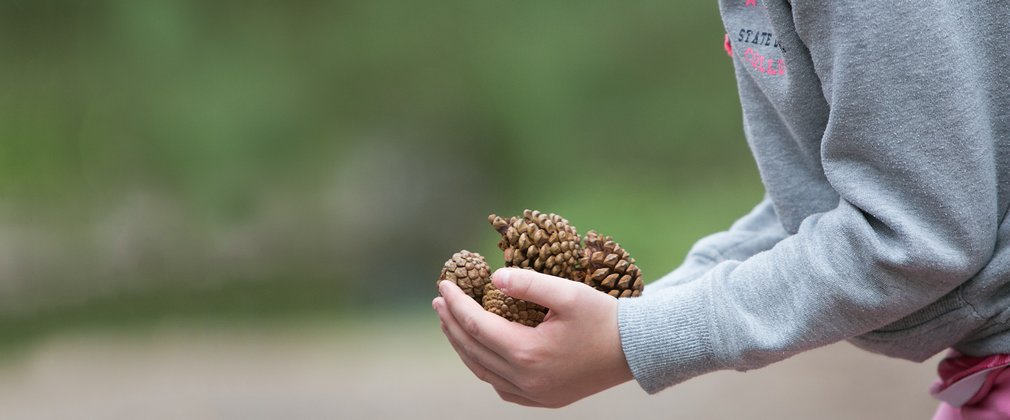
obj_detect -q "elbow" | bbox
[886,228,995,289]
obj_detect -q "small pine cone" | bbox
[482,282,547,327]
[580,231,643,298]
[438,250,491,303]
[488,209,582,281]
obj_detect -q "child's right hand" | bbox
[432,268,633,408]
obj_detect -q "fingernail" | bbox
[432,298,440,311]
[494,269,511,292]
[438,280,449,294]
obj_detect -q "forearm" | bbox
[621,196,994,393]
[624,0,1001,393]
[648,195,788,293]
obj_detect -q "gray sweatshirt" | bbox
[618,1,1010,393]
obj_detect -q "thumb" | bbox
[491,268,587,311]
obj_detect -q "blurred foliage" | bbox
[0,1,761,341]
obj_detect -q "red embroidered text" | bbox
[742,47,786,75]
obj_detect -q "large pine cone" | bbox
[580,231,643,298]
[438,250,491,303]
[488,209,582,281]
[482,282,547,327]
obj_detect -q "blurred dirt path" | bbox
[0,318,942,419]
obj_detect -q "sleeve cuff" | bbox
[617,278,724,394]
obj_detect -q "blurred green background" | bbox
[0,0,761,343]
[0,3,948,419]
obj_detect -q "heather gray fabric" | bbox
[618,1,1010,394]
[647,195,789,293]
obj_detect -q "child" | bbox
[433,1,1010,417]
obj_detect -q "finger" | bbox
[435,298,522,394]
[433,294,517,383]
[496,389,545,408]
[441,325,524,395]
[437,300,523,395]
[491,268,588,311]
[438,280,528,358]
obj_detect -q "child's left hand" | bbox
[433,267,633,408]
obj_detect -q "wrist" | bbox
[597,291,635,387]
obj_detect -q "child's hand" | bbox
[433,267,633,408]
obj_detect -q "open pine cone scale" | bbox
[438,209,644,327]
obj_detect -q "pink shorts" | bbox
[931,350,1010,419]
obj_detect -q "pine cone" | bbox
[580,230,643,298]
[488,209,582,281]
[438,250,491,303]
[482,282,547,327]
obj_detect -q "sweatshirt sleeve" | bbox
[619,2,1000,393]
[647,195,788,293]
